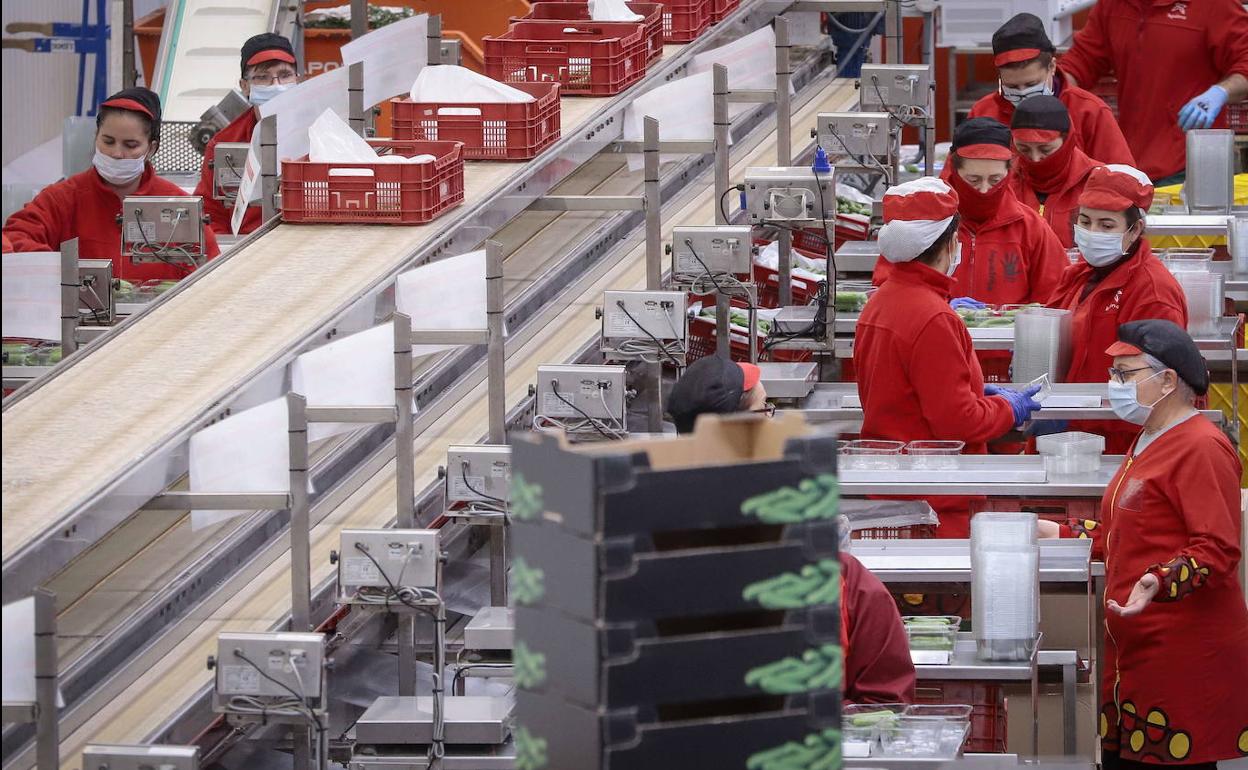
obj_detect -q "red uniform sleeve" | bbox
[1059,517,1106,561]
[1058,1,1113,88]
[843,556,916,705]
[1080,97,1136,166]
[1026,216,1067,302]
[202,222,221,259]
[1146,436,1243,602]
[2,182,74,253]
[1209,0,1248,83]
[1129,298,1187,332]
[908,313,1017,442]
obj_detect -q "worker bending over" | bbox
[970,13,1132,167]
[1041,320,1247,769]
[3,87,220,280]
[666,356,769,433]
[1048,165,1186,453]
[841,549,916,704]
[1059,0,1248,185]
[857,177,1042,537]
[194,33,299,236]
[1011,95,1103,248]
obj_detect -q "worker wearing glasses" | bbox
[666,356,770,434]
[193,33,300,237]
[1046,164,1186,453]
[1040,319,1247,770]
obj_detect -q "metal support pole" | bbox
[350,0,367,39]
[922,14,936,176]
[642,117,663,291]
[259,115,278,223]
[393,313,416,527]
[60,239,79,356]
[348,61,365,137]
[884,0,901,63]
[288,393,311,631]
[122,0,136,89]
[427,14,442,65]
[713,65,730,226]
[778,228,793,307]
[292,725,312,770]
[34,587,58,770]
[485,242,508,606]
[774,17,792,166]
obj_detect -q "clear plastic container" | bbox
[905,440,965,470]
[1043,454,1101,477]
[902,615,962,629]
[843,725,877,757]
[844,703,907,727]
[1174,269,1224,336]
[843,440,905,470]
[879,716,967,758]
[1230,215,1248,273]
[1036,431,1106,456]
[1162,249,1214,272]
[903,705,974,720]
[1027,373,1052,403]
[976,637,1037,662]
[970,512,1038,547]
[906,624,958,652]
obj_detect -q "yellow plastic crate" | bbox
[1148,174,1248,250]
[1207,383,1247,486]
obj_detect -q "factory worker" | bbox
[1010,95,1104,248]
[840,551,917,704]
[3,87,220,280]
[194,33,299,236]
[969,13,1133,167]
[1059,0,1248,185]
[1047,165,1187,454]
[857,177,1042,537]
[1039,320,1247,769]
[666,356,769,433]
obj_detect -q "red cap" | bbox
[99,97,153,119]
[1012,128,1062,144]
[994,47,1041,66]
[1105,341,1144,356]
[1078,164,1154,211]
[882,177,959,223]
[246,48,296,67]
[738,362,761,392]
[956,143,1014,161]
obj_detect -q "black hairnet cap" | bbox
[241,33,296,75]
[992,13,1056,65]
[1011,95,1070,134]
[667,355,746,434]
[1107,319,1210,396]
[951,117,1014,160]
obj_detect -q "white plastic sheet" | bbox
[1,597,64,707]
[230,128,263,235]
[409,65,534,103]
[1,252,61,341]
[260,65,351,162]
[623,70,714,171]
[293,323,393,443]
[341,13,429,109]
[785,12,824,45]
[688,25,777,91]
[396,250,488,331]
[309,109,382,163]
[589,0,643,21]
[189,396,291,530]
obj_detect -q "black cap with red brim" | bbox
[992,13,1056,67]
[241,33,296,75]
[952,117,1014,160]
[1011,95,1070,143]
[1106,319,1209,395]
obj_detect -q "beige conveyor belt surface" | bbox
[53,75,858,769]
[0,83,611,561]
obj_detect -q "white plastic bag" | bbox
[341,13,429,108]
[623,70,714,171]
[589,0,643,21]
[409,64,534,103]
[689,25,776,91]
[292,323,394,442]
[260,65,350,162]
[309,109,380,163]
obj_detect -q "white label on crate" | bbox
[449,473,487,500]
[125,220,157,244]
[844,740,873,758]
[221,664,261,695]
[342,556,382,586]
[910,650,952,665]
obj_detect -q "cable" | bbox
[611,300,683,368]
[718,185,740,225]
[460,461,505,504]
[450,663,512,693]
[130,209,193,275]
[826,127,893,184]
[79,277,108,324]
[547,382,617,440]
[229,649,325,739]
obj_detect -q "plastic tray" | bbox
[905,440,965,470]
[516,2,664,63]
[389,81,561,161]
[878,717,969,758]
[1162,249,1214,272]
[661,0,711,42]
[483,20,648,96]
[906,625,958,652]
[914,683,1007,753]
[843,439,905,470]
[1035,431,1105,457]
[280,139,465,225]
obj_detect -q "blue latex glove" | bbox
[1027,419,1070,437]
[984,383,1001,396]
[951,297,988,310]
[993,384,1044,427]
[1178,85,1229,130]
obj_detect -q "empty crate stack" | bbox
[509,424,843,769]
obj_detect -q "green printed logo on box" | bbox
[742,559,841,609]
[510,556,546,606]
[743,644,843,695]
[747,727,842,770]
[514,725,549,770]
[740,474,839,524]
[513,640,547,690]
[510,472,544,522]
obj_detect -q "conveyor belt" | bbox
[49,73,859,770]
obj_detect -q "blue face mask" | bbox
[1107,370,1168,425]
[248,83,290,107]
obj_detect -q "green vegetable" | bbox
[836,197,871,217]
[903,616,959,627]
[834,291,867,312]
[305,5,414,29]
[850,710,900,728]
[907,633,955,651]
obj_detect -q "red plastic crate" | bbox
[515,2,664,64]
[389,82,561,161]
[686,315,813,364]
[752,264,821,309]
[483,21,648,96]
[914,682,1008,754]
[707,0,740,23]
[662,0,711,42]
[969,497,1100,520]
[790,216,870,254]
[280,139,464,225]
[853,524,938,540]
[1228,102,1248,133]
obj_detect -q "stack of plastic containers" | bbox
[842,703,971,758]
[842,439,905,470]
[1164,250,1224,336]
[971,512,1039,661]
[1036,431,1105,479]
[1231,215,1248,275]
[905,440,965,470]
[1012,307,1072,383]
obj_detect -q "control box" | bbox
[816,112,893,158]
[82,744,199,770]
[671,225,752,278]
[464,606,515,650]
[535,364,627,421]
[213,631,325,703]
[211,142,250,203]
[120,196,206,263]
[859,64,931,109]
[601,290,686,342]
[78,258,114,324]
[445,444,511,505]
[743,167,837,225]
[338,528,440,591]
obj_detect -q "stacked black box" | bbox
[509,416,844,770]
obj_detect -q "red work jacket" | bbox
[1058,0,1248,180]
[1012,145,1102,248]
[1062,416,1248,765]
[842,554,916,705]
[3,166,220,281]
[969,72,1135,167]
[194,108,262,236]
[1046,242,1187,452]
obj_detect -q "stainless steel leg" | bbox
[1063,660,1078,756]
[287,394,311,632]
[34,588,58,770]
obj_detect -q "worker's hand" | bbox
[1036,519,1062,539]
[1178,85,1229,130]
[993,384,1044,427]
[1107,573,1160,617]
[950,297,988,310]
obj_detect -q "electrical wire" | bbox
[460,462,505,504]
[130,209,193,275]
[762,165,838,353]
[610,300,684,368]
[79,277,108,324]
[718,185,740,225]
[228,649,325,739]
[533,382,623,440]
[450,663,512,693]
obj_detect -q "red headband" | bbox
[246,49,296,67]
[995,47,1041,66]
[955,143,1014,161]
[1012,128,1062,143]
[100,97,153,119]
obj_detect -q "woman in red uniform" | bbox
[1042,320,1248,768]
[857,177,1042,537]
[3,87,220,280]
[1010,95,1103,248]
[1047,165,1186,453]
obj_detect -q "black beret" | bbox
[1011,95,1071,135]
[1108,319,1210,396]
[992,13,1056,66]
[667,356,747,434]
[241,33,296,75]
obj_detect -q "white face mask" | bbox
[946,237,962,277]
[1107,370,1169,425]
[92,150,146,185]
[1001,80,1053,105]
[1074,224,1130,267]
[248,83,290,107]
